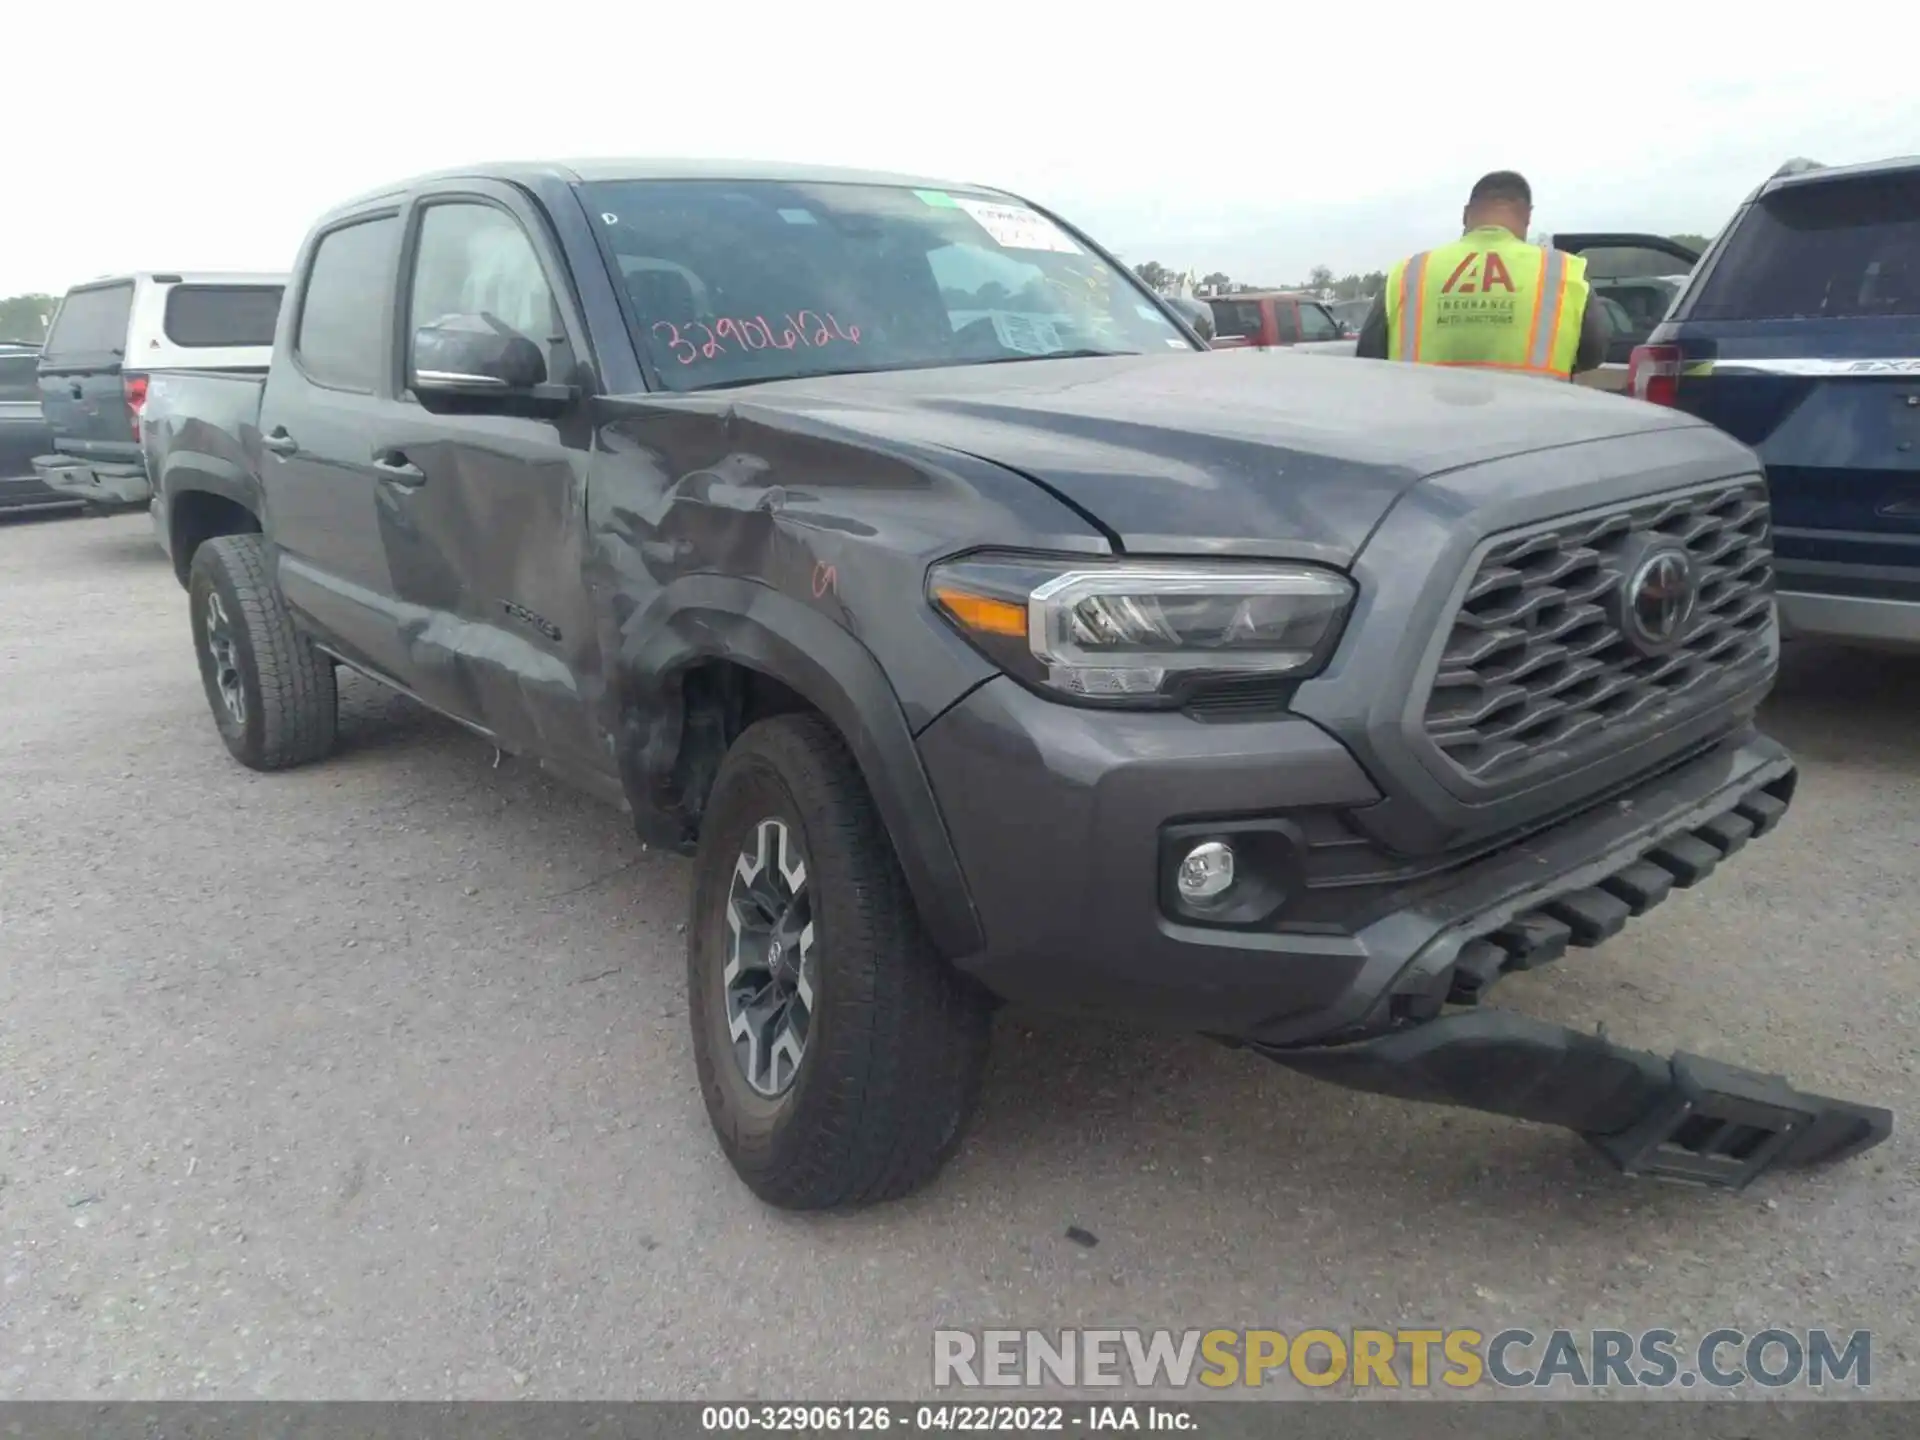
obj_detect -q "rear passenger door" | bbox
[36,280,138,461]
[377,184,608,785]
[258,211,418,684]
[1551,233,1702,390]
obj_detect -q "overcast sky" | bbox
[7,1,1916,298]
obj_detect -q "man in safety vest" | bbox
[1353,171,1608,379]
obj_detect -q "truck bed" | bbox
[143,369,269,572]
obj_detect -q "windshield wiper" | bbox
[678,351,1146,393]
[955,349,1144,366]
[686,359,967,391]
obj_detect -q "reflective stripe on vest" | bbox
[1526,248,1569,372]
[1393,252,1429,362]
[1385,232,1588,378]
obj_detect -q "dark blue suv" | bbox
[1628,155,1920,649]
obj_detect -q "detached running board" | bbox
[1260,1010,1890,1190]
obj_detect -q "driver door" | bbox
[375,184,610,789]
[1550,233,1704,391]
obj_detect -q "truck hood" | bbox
[720,350,1706,563]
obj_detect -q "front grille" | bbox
[1421,480,1775,784]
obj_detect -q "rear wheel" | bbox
[687,713,992,1210]
[188,534,337,770]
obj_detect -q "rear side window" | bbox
[43,283,133,359]
[163,285,284,348]
[296,217,400,390]
[1688,172,1920,320]
[1209,299,1263,339]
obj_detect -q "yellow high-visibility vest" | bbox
[1384,227,1590,378]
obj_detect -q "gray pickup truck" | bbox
[143,158,1888,1209]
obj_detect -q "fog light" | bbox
[1176,841,1235,902]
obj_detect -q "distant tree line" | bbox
[0,293,57,343]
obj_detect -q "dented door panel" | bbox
[377,408,612,793]
[580,394,1114,742]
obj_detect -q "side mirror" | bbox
[411,315,548,395]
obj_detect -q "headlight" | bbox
[929,554,1353,706]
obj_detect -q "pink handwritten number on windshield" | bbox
[651,313,861,367]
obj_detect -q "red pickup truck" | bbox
[1205,291,1355,351]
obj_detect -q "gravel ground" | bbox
[2,510,1917,1401]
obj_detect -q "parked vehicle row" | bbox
[1,340,65,513]
[144,158,1887,1211]
[1201,231,1706,373]
[29,271,283,511]
[1206,291,1354,350]
[1181,167,1920,659]
[1627,154,1920,650]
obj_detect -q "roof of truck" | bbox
[60,271,288,291]
[333,158,1013,211]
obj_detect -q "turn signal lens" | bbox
[931,586,1028,639]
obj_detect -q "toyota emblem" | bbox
[1623,548,1697,651]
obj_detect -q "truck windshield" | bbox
[579,179,1195,391]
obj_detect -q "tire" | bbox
[688,713,993,1210]
[188,534,337,771]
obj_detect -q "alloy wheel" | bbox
[203,590,246,726]
[722,817,817,1097]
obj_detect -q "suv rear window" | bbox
[163,285,284,347]
[44,283,133,359]
[1688,171,1920,320]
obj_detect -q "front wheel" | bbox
[687,713,993,1210]
[188,534,337,770]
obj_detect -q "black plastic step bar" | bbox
[1261,1009,1891,1190]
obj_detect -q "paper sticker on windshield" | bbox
[778,208,817,225]
[955,198,1082,254]
[915,189,960,208]
[989,311,1065,356]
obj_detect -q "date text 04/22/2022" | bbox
[699,1405,1195,1432]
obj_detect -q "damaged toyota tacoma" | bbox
[151,159,1890,1209]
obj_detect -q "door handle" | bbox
[261,428,299,456]
[69,383,83,399]
[371,449,426,487]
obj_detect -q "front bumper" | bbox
[32,454,150,507]
[918,677,1794,1046]
[1777,587,1920,649]
[918,677,1890,1189]
[1266,1010,1890,1190]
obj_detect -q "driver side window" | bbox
[1296,303,1340,342]
[408,202,570,378]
